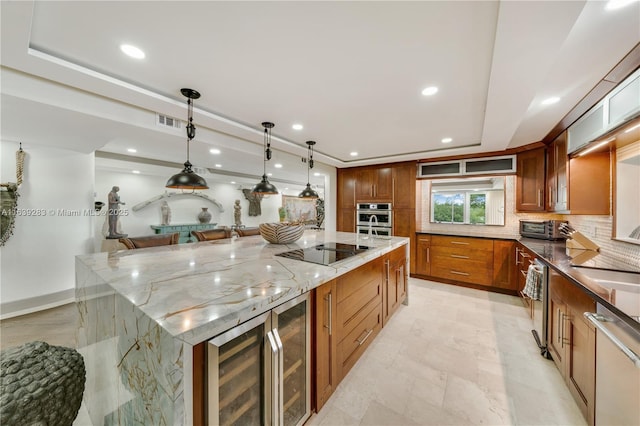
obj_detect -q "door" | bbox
[208,311,271,425]
[272,294,311,426]
[314,280,337,411]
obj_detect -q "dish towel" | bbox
[523,264,543,301]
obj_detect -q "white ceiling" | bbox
[1,1,639,183]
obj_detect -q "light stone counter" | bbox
[76,230,408,425]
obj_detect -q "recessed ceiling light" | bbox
[314,172,321,177]
[421,86,439,96]
[350,152,358,157]
[542,96,561,105]
[132,170,140,174]
[605,0,639,10]
[127,148,137,153]
[274,163,283,168]
[441,137,453,143]
[120,44,145,59]
[230,181,236,184]
[267,172,273,176]
[209,148,221,154]
[292,123,303,130]
[215,164,222,168]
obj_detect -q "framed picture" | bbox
[281,195,317,224]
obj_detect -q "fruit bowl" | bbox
[259,222,305,244]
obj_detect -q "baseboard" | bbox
[0,288,76,320]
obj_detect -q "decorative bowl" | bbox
[259,222,305,244]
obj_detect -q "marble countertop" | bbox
[76,230,408,345]
[416,229,520,240]
[518,238,640,333]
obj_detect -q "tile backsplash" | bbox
[418,176,640,270]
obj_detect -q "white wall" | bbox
[1,141,94,317]
[94,169,286,244]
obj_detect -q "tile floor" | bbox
[0,277,586,425]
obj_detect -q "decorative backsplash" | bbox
[418,176,640,270]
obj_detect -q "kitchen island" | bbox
[75,230,408,425]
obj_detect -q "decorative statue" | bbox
[241,189,263,217]
[316,198,325,228]
[107,186,127,239]
[234,200,242,227]
[160,201,171,225]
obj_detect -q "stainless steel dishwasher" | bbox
[584,304,640,425]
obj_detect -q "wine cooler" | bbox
[207,293,311,426]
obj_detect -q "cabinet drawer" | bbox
[430,246,493,263]
[336,279,382,340]
[389,246,406,265]
[337,300,382,380]
[431,235,493,250]
[430,261,493,286]
[336,258,382,306]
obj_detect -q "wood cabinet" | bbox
[415,234,431,276]
[516,148,546,212]
[337,169,356,209]
[337,209,356,233]
[392,163,416,209]
[515,244,536,316]
[314,280,337,411]
[355,167,392,202]
[429,235,494,286]
[492,240,516,291]
[547,269,596,425]
[566,151,611,215]
[382,246,407,325]
[546,132,568,212]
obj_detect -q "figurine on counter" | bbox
[234,200,242,227]
[161,201,171,225]
[107,186,127,239]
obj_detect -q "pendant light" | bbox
[166,88,209,190]
[299,141,319,199]
[252,122,279,195]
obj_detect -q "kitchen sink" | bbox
[574,267,640,292]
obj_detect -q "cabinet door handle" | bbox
[450,254,469,259]
[324,293,332,336]
[356,329,373,346]
[266,330,279,424]
[584,312,640,368]
[450,270,470,276]
[272,328,284,426]
[427,247,430,263]
[537,189,543,208]
[515,247,522,265]
[385,259,390,284]
[520,270,528,277]
[450,241,469,245]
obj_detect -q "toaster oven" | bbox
[519,220,568,240]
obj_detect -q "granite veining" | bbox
[76,230,408,424]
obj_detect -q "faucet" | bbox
[368,215,379,239]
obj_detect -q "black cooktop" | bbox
[275,243,370,266]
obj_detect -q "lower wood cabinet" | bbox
[382,246,407,325]
[429,235,494,286]
[547,268,596,426]
[415,234,431,276]
[314,247,407,412]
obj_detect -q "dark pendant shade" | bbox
[252,174,279,195]
[299,140,319,199]
[166,161,208,189]
[253,122,278,195]
[166,88,208,190]
[299,183,319,199]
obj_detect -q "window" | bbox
[431,191,487,224]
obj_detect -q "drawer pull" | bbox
[450,270,470,276]
[450,254,469,259]
[520,270,528,277]
[450,241,469,245]
[356,329,373,346]
[519,252,530,258]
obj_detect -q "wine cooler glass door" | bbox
[272,293,311,426]
[208,310,272,426]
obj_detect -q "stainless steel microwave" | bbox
[519,220,567,240]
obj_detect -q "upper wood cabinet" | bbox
[392,163,416,208]
[547,132,568,212]
[355,167,392,202]
[337,169,357,209]
[516,148,546,212]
